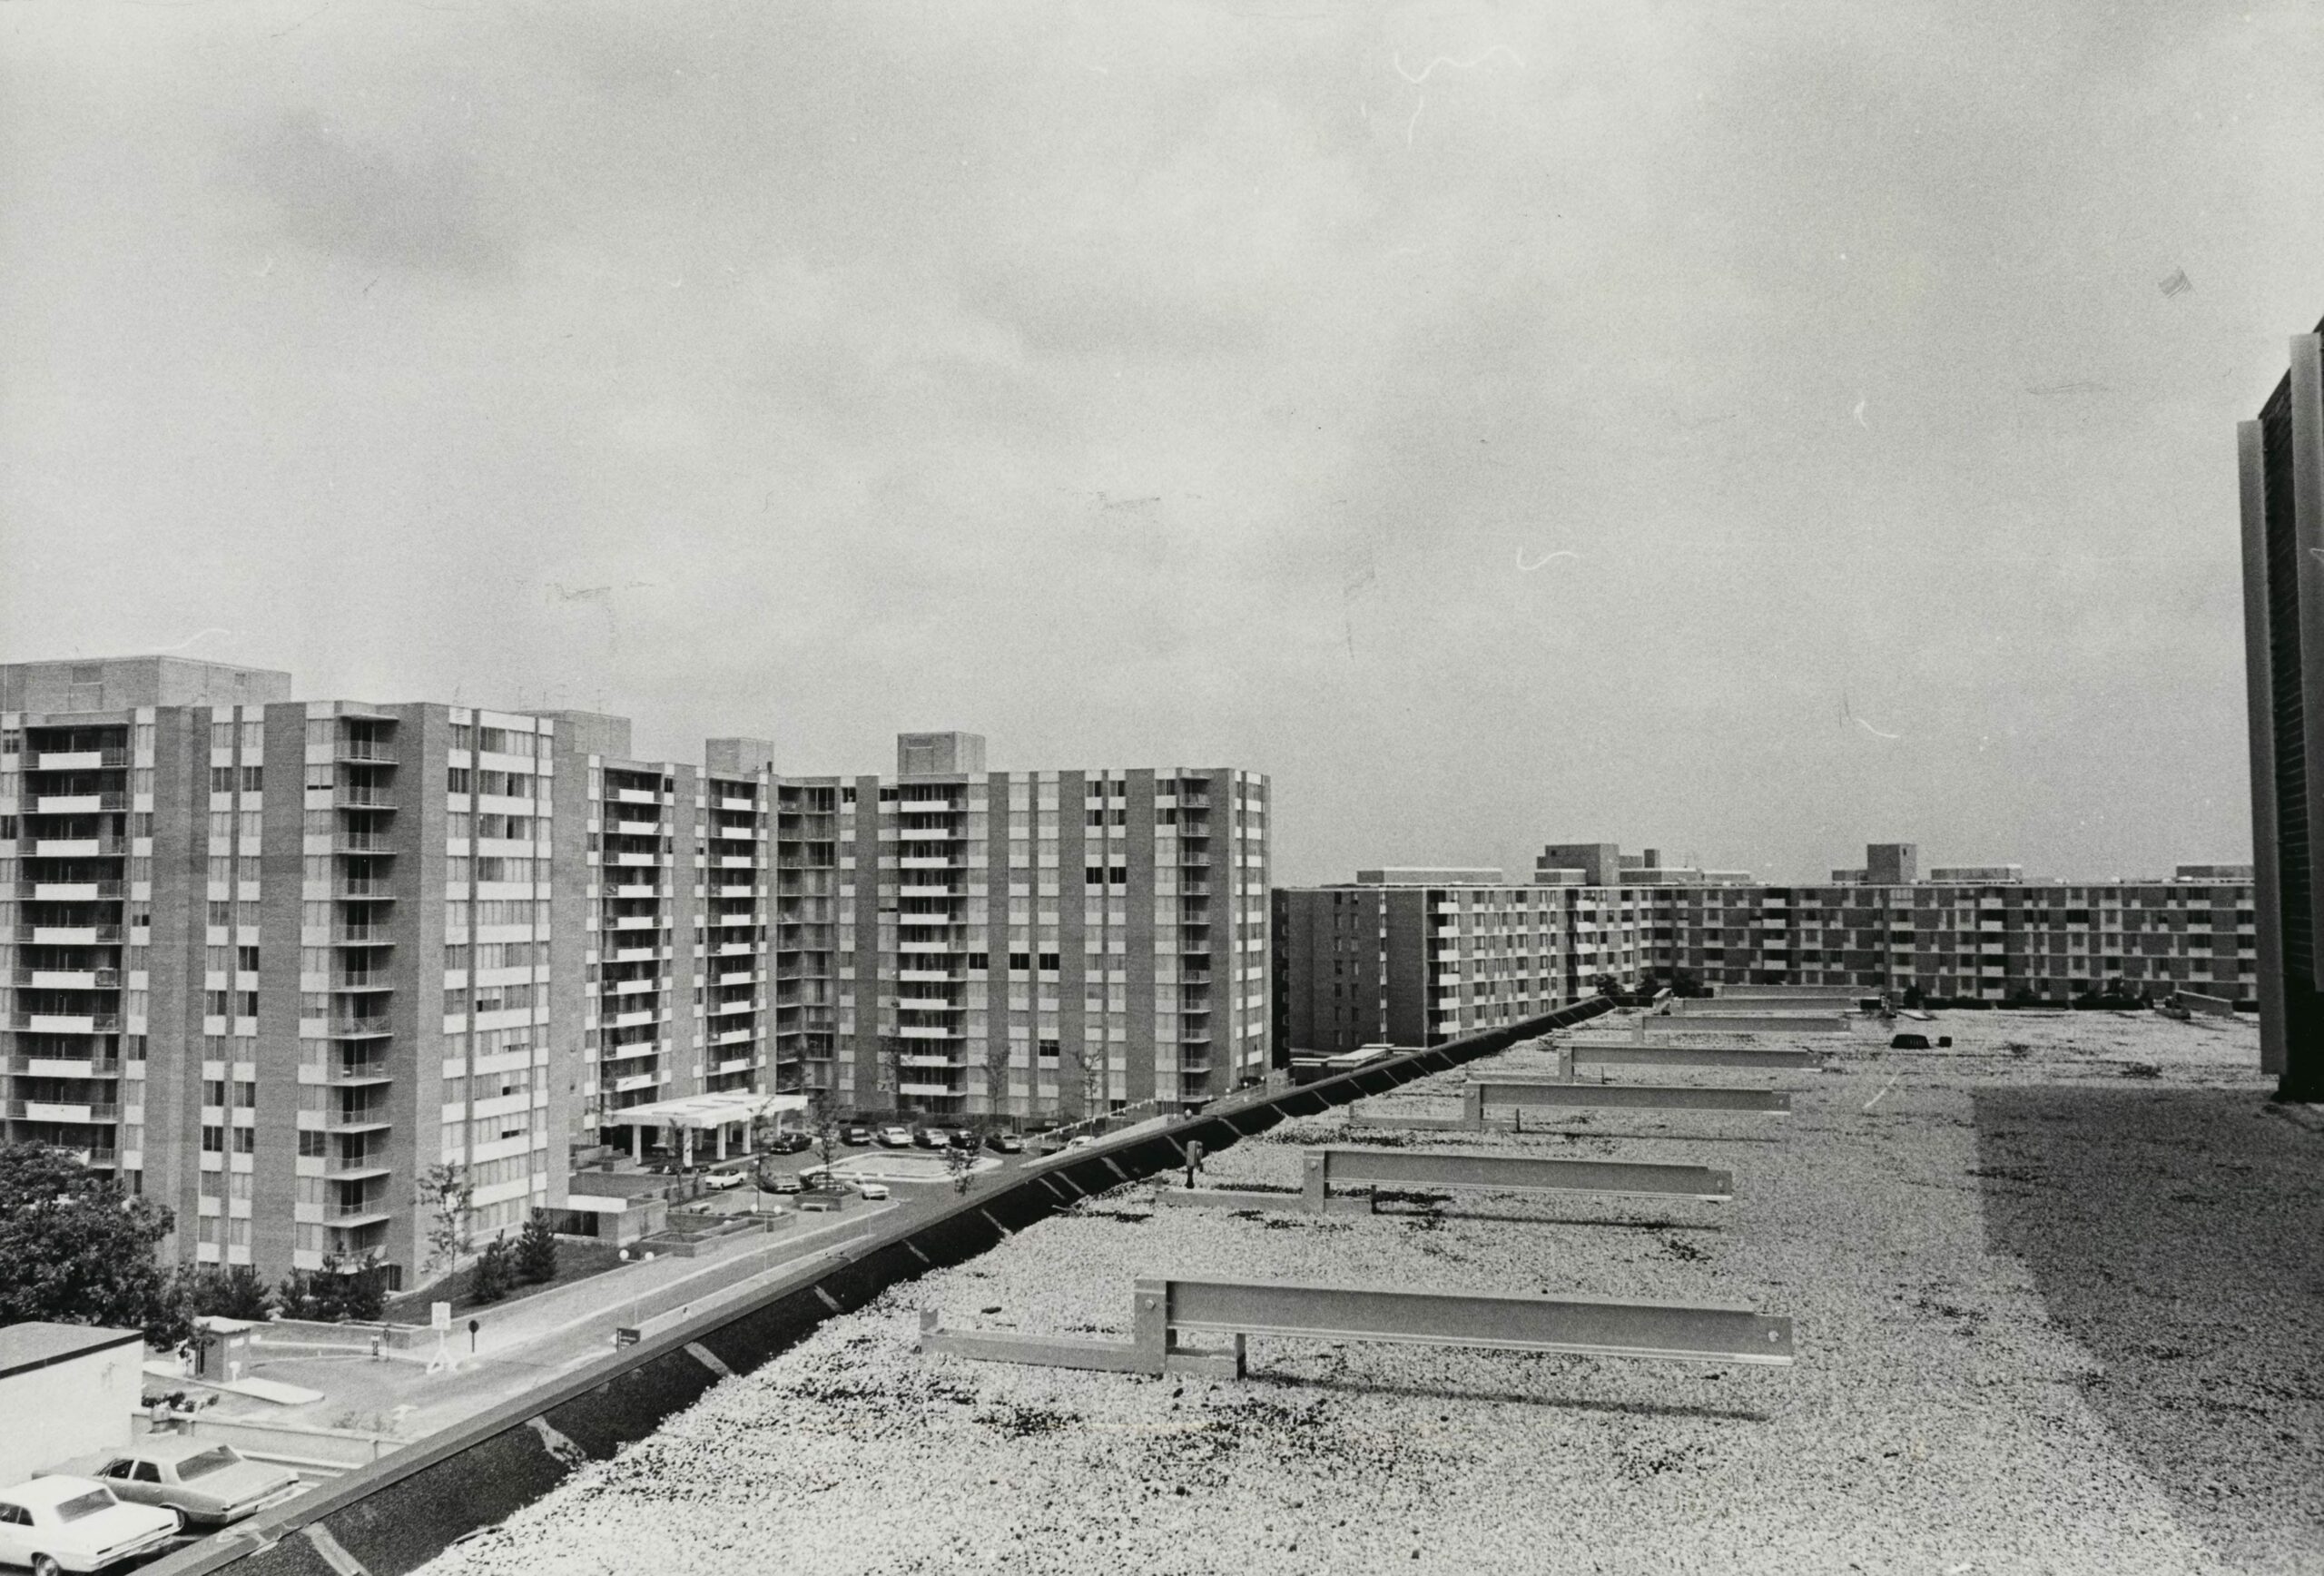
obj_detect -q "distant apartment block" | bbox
[780,734,1271,1118]
[1275,842,2257,1054]
[1273,869,1651,1054]
[2238,321,2324,1098]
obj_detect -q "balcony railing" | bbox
[326,1017,393,1039]
[329,1059,391,1082]
[13,970,122,990]
[334,740,396,763]
[331,928,394,945]
[11,1012,123,1033]
[6,1100,123,1123]
[20,925,123,945]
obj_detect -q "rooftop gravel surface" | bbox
[420,1009,2321,1576]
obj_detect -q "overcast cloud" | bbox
[5,0,2321,882]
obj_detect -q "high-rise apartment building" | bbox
[2238,322,2324,1099]
[1,660,571,1285]
[778,735,1270,1118]
[5,665,1271,1287]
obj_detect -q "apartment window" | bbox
[202,1079,227,1108]
[201,1127,225,1154]
[448,766,472,793]
[1038,951,1060,971]
[1038,1039,1060,1061]
[967,952,989,970]
[210,766,236,793]
[236,945,260,973]
[232,1127,256,1154]
[232,1079,256,1107]
[241,765,262,792]
[299,1130,327,1158]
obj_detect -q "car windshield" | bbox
[56,1489,116,1522]
[176,1448,242,1480]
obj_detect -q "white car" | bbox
[854,1181,891,1200]
[0,1476,181,1575]
[874,1126,913,1148]
[698,1169,744,1191]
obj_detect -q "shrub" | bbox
[514,1210,559,1285]
[469,1237,514,1305]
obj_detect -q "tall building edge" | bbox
[2239,418,2291,1079]
[2242,331,2324,1100]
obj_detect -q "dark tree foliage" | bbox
[514,1209,559,1285]
[277,1249,388,1323]
[469,1237,514,1305]
[180,1263,273,1321]
[0,1142,190,1348]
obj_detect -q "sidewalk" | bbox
[224,1202,901,1441]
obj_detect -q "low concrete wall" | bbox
[1656,1016,1846,1035]
[140,998,1613,1576]
[154,1415,399,1473]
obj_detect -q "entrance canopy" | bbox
[603,1091,810,1163]
[603,1091,807,1131]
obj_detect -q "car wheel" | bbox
[34,1554,62,1576]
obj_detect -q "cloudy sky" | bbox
[5,0,2320,883]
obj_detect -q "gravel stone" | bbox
[417,1010,2320,1576]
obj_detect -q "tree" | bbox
[180,1263,273,1321]
[514,1210,558,1285]
[0,1142,191,1348]
[469,1237,513,1305]
[1059,1041,1105,1123]
[943,1138,978,1196]
[982,1039,1015,1126]
[416,1163,475,1278]
[806,1088,842,1174]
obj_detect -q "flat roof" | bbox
[0,1321,143,1381]
[599,1092,809,1129]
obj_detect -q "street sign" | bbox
[431,1302,451,1332]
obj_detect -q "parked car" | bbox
[46,1440,300,1531]
[983,1131,1024,1154]
[1064,1135,1098,1151]
[699,1169,745,1192]
[875,1125,913,1148]
[763,1131,812,1156]
[911,1127,943,1149]
[757,1168,803,1195]
[854,1181,891,1200]
[841,1125,874,1147]
[946,1129,980,1151]
[1889,1032,1932,1050]
[0,1476,182,1574]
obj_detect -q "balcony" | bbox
[333,739,396,763]
[25,926,122,946]
[332,833,395,854]
[13,1056,122,1079]
[33,750,128,771]
[712,1027,757,1048]
[325,1205,394,1226]
[709,998,761,1017]
[325,1110,393,1133]
[15,1013,123,1034]
[328,1059,392,1084]
[332,788,396,811]
[325,1017,392,1039]
[8,1100,121,1124]
[606,915,665,931]
[322,1158,393,1181]
[331,974,394,992]
[898,1024,962,1039]
[335,879,395,900]
[17,970,122,990]
[611,788,661,806]
[29,838,127,860]
[32,882,123,901]
[603,1040,661,1063]
[330,927,394,945]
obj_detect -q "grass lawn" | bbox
[387,1238,627,1320]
